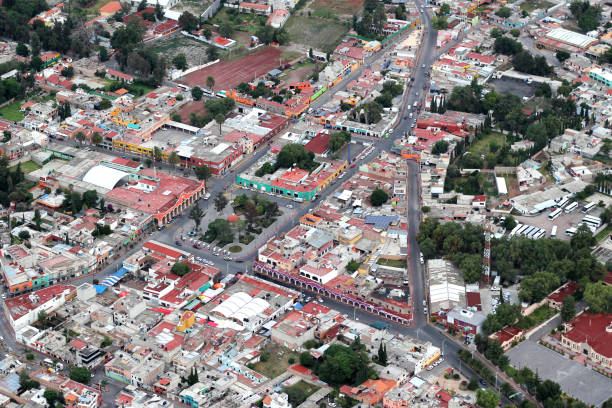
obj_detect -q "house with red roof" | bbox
[106,69,134,84]
[238,2,271,14]
[547,281,578,310]
[340,378,397,406]
[492,326,524,351]
[560,312,612,372]
[266,9,290,28]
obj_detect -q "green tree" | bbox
[82,190,98,209]
[33,209,41,230]
[69,367,92,384]
[153,146,163,162]
[206,75,215,91]
[98,98,112,110]
[439,3,450,14]
[215,113,225,135]
[189,205,204,231]
[99,47,109,62]
[432,140,449,155]
[561,295,576,322]
[432,15,448,30]
[18,230,30,241]
[510,28,520,37]
[19,370,40,391]
[178,11,198,31]
[468,376,479,391]
[168,151,180,170]
[556,50,570,62]
[76,131,86,146]
[207,46,219,61]
[583,282,612,314]
[214,192,228,213]
[219,22,233,38]
[203,27,212,39]
[194,164,212,180]
[16,42,29,57]
[347,260,360,272]
[370,189,388,206]
[284,384,308,407]
[276,143,317,171]
[155,1,164,19]
[476,388,500,408]
[171,262,191,277]
[92,132,103,146]
[100,336,112,347]
[502,216,517,231]
[191,86,203,101]
[377,342,387,366]
[328,131,351,152]
[173,53,187,70]
[495,6,511,18]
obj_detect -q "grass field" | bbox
[311,0,363,16]
[595,225,612,241]
[11,160,41,173]
[283,380,321,406]
[520,0,554,12]
[285,16,348,53]
[0,100,24,122]
[377,258,406,268]
[250,346,300,379]
[469,132,506,157]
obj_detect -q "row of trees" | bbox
[354,0,387,38]
[569,0,602,32]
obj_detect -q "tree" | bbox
[276,143,317,171]
[153,146,163,162]
[556,50,570,62]
[178,11,198,32]
[76,131,86,146]
[18,230,30,241]
[206,75,215,91]
[189,205,204,231]
[168,151,180,171]
[30,32,41,56]
[82,190,99,209]
[214,193,228,213]
[502,215,517,231]
[370,189,388,206]
[468,376,479,391]
[92,132,103,146]
[137,0,147,11]
[583,282,612,314]
[33,209,41,230]
[155,1,164,20]
[19,370,40,391]
[219,22,233,38]
[203,27,212,39]
[561,295,576,322]
[98,98,112,110]
[69,367,92,384]
[476,389,500,408]
[99,47,109,62]
[284,384,308,407]
[432,140,449,155]
[206,46,219,61]
[495,6,511,18]
[194,165,211,181]
[510,28,520,37]
[328,131,351,152]
[61,66,74,78]
[432,15,448,30]
[439,3,450,14]
[173,53,187,70]
[215,113,225,135]
[16,42,29,57]
[243,199,258,226]
[171,262,191,277]
[191,86,204,101]
[377,342,387,366]
[100,335,112,347]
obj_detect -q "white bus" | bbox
[509,224,523,237]
[582,215,602,228]
[551,225,558,238]
[516,225,530,236]
[564,202,578,213]
[548,208,563,220]
[556,197,570,208]
[565,227,577,236]
[581,202,596,213]
[527,228,541,239]
[521,226,534,237]
[533,230,546,239]
[578,222,597,233]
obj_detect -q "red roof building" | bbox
[494,326,524,351]
[561,313,612,371]
[304,131,331,155]
[547,281,578,310]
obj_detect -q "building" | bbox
[340,378,397,406]
[428,259,465,314]
[589,66,612,88]
[493,326,523,351]
[561,312,612,371]
[543,28,599,51]
[445,307,486,335]
[99,1,122,16]
[266,9,290,28]
[2,285,77,331]
[547,281,578,310]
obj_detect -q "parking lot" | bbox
[515,203,604,241]
[507,341,612,406]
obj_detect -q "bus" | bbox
[519,226,533,236]
[556,197,570,208]
[509,224,523,237]
[548,208,563,220]
[516,225,530,236]
[533,230,546,239]
[582,215,602,228]
[527,228,541,239]
[551,225,557,238]
[564,202,578,213]
[565,227,577,236]
[581,202,596,213]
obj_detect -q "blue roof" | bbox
[364,215,399,230]
[94,285,107,294]
[100,268,129,287]
[294,302,303,310]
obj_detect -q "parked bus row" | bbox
[509,223,546,239]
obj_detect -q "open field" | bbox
[11,160,42,173]
[0,100,24,122]
[284,16,348,52]
[520,0,554,12]
[468,132,506,157]
[179,46,285,90]
[145,34,213,67]
[311,0,363,17]
[208,7,268,35]
[249,346,300,379]
[176,101,207,123]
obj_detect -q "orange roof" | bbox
[262,395,271,405]
[99,1,122,14]
[115,88,129,95]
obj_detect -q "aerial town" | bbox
[0,0,612,407]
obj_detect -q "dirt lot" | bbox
[284,16,348,53]
[145,34,212,67]
[176,101,207,122]
[178,46,285,90]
